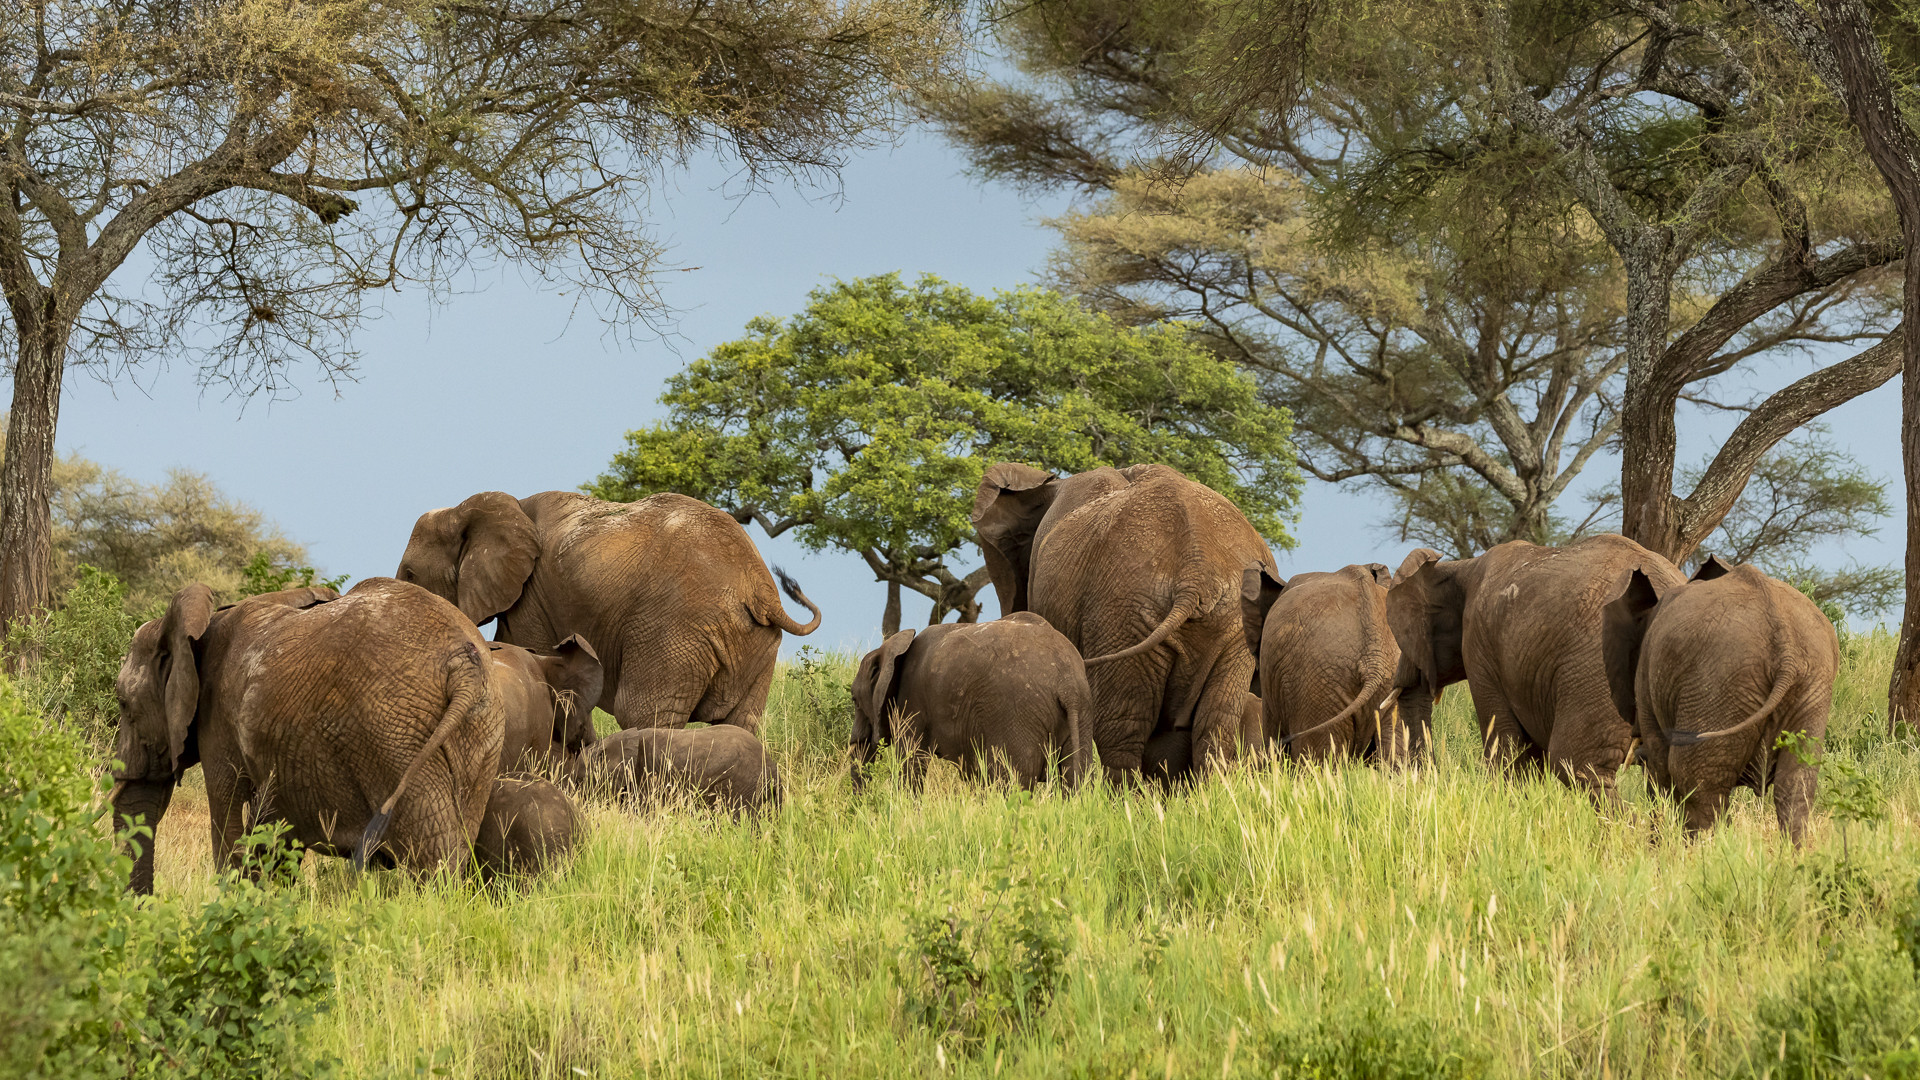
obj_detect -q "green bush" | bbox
[5,566,138,747]
[901,862,1071,1053]
[237,551,348,598]
[0,678,336,1079]
[1748,941,1920,1080]
[1239,1000,1488,1080]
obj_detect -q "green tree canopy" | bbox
[588,273,1301,630]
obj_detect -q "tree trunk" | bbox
[1801,0,1920,731]
[881,577,901,637]
[1617,247,1686,561]
[0,321,70,629]
[1897,291,1920,731]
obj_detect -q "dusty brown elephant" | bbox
[475,774,580,879]
[488,636,604,775]
[972,463,1279,780]
[581,725,782,814]
[397,490,821,733]
[1242,563,1402,763]
[1603,557,1839,841]
[849,612,1092,789]
[1387,535,1685,798]
[109,579,505,893]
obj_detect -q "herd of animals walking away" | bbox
[105,462,1839,893]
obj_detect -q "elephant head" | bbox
[539,634,605,753]
[1240,566,1286,664]
[111,583,338,893]
[1385,549,1467,695]
[114,583,217,788]
[971,464,1059,615]
[849,630,915,787]
[1602,555,1732,731]
[397,491,540,624]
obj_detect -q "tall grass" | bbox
[137,635,1920,1079]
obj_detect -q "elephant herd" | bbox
[106,465,1842,894]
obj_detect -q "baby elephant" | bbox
[581,726,781,814]
[1603,557,1839,842]
[850,612,1092,789]
[474,775,579,879]
[488,635,605,775]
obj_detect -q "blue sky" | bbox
[46,130,1907,651]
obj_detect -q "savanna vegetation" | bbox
[8,629,1920,1079]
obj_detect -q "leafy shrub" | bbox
[901,863,1071,1051]
[770,645,856,773]
[1238,1000,1488,1080]
[1747,942,1920,1080]
[237,551,348,598]
[0,678,335,1079]
[4,566,138,747]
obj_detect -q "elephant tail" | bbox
[356,642,488,869]
[1668,664,1797,747]
[1082,504,1213,669]
[768,567,823,636]
[1281,670,1395,747]
[1059,692,1090,788]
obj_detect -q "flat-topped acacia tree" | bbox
[588,273,1302,633]
[0,0,955,628]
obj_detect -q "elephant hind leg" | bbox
[695,650,777,735]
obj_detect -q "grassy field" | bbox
[146,634,1920,1079]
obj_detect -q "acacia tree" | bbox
[0,0,955,627]
[926,0,1901,562]
[1749,0,1920,724]
[587,273,1301,633]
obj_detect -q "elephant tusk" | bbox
[106,779,126,805]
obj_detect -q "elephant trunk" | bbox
[111,778,174,895]
[1393,684,1436,766]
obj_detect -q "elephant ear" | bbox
[538,634,605,748]
[1364,563,1393,589]
[1240,567,1285,661]
[1602,568,1662,731]
[971,463,1058,615]
[868,629,917,740]
[1691,554,1736,582]
[1385,551,1464,694]
[159,584,216,779]
[400,491,538,624]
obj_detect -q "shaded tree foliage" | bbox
[925,0,1901,563]
[588,274,1300,631]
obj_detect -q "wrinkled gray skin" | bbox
[474,775,579,879]
[972,463,1279,781]
[398,490,821,734]
[1604,557,1839,842]
[1243,564,1403,763]
[1387,535,1685,799]
[849,612,1092,790]
[487,636,604,775]
[110,579,504,894]
[581,725,781,814]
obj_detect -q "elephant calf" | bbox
[850,612,1092,789]
[488,636,604,776]
[1242,563,1403,763]
[1604,557,1839,842]
[475,775,580,879]
[580,726,781,814]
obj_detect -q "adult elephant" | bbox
[397,490,820,732]
[972,463,1279,779]
[1603,557,1838,841]
[109,579,505,894]
[1387,535,1685,798]
[1242,563,1402,763]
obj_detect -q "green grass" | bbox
[146,635,1920,1079]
